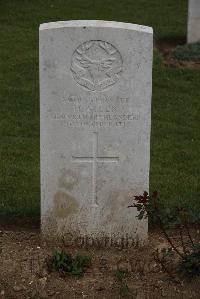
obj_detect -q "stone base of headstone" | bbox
[40,20,153,247]
[41,222,148,249]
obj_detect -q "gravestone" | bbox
[40,20,153,247]
[188,0,200,43]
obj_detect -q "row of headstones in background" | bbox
[40,20,153,247]
[188,0,200,43]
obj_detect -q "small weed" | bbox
[115,269,131,297]
[174,43,200,61]
[129,191,200,278]
[179,244,200,277]
[47,250,91,276]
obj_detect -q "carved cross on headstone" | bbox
[72,132,119,206]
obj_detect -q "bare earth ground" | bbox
[155,39,200,69]
[0,219,199,299]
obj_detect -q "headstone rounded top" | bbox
[39,20,153,34]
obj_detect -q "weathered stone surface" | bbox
[40,20,153,246]
[188,0,200,43]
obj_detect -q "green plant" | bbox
[115,269,131,297]
[47,250,91,276]
[174,43,200,61]
[129,192,200,278]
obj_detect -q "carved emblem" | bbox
[71,40,123,91]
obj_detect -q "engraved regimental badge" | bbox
[71,40,123,91]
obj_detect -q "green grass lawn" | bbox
[0,0,200,218]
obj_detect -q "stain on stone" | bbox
[54,190,79,218]
[104,191,120,222]
[58,169,78,191]
[43,59,57,71]
[104,190,131,223]
[107,190,121,206]
[96,178,106,192]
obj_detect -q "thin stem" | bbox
[151,196,185,259]
[180,228,187,255]
[157,215,184,258]
[184,220,194,247]
[154,250,175,280]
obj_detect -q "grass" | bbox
[0,0,200,218]
[151,52,200,217]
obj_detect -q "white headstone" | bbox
[40,20,153,247]
[188,0,200,43]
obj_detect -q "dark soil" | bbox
[155,39,200,68]
[0,220,199,299]
[0,216,40,231]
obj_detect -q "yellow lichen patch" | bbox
[58,169,78,191]
[53,190,79,218]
